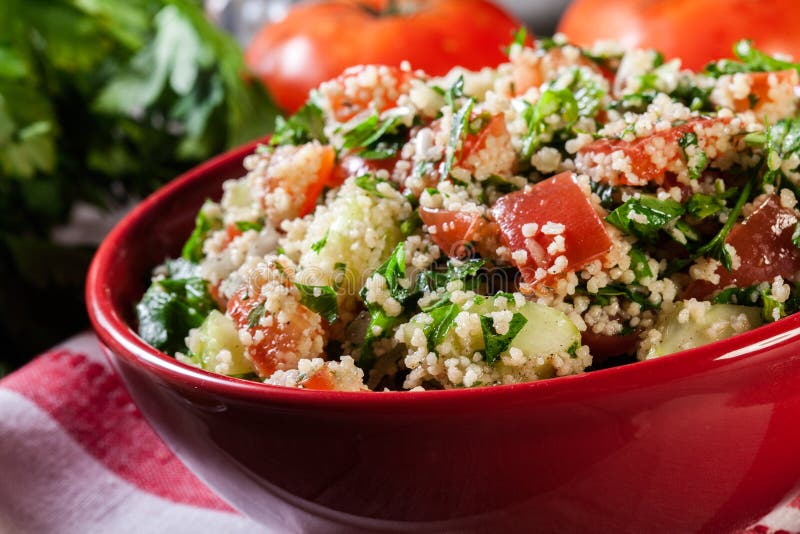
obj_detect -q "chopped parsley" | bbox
[136,276,220,355]
[247,302,266,328]
[745,118,800,189]
[628,247,653,281]
[354,174,396,197]
[400,210,422,237]
[705,40,800,77]
[271,101,327,146]
[606,196,685,242]
[713,282,799,323]
[181,200,222,263]
[443,93,475,179]
[425,302,460,352]
[294,283,339,323]
[793,222,800,250]
[695,177,753,271]
[311,230,329,253]
[235,219,264,233]
[342,113,407,160]
[521,88,578,160]
[479,312,527,365]
[678,131,708,180]
[505,27,527,55]
[686,193,726,219]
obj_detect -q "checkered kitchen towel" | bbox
[0,332,797,534]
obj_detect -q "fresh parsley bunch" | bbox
[0,0,277,372]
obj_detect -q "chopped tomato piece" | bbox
[331,154,397,188]
[256,143,336,221]
[300,145,336,216]
[686,195,800,298]
[459,113,508,168]
[325,65,416,122]
[577,117,736,186]
[302,367,336,391]
[715,70,799,116]
[510,47,599,96]
[490,171,612,287]
[581,330,639,363]
[227,288,325,378]
[419,207,490,258]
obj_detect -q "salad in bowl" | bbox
[136,35,800,392]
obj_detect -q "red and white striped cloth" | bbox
[0,333,798,534]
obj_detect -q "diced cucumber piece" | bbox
[402,296,581,367]
[645,302,762,358]
[187,310,252,375]
[507,302,581,358]
[223,179,254,209]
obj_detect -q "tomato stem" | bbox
[357,0,417,17]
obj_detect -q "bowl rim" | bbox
[86,137,800,410]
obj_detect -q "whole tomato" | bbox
[558,0,800,71]
[246,0,526,112]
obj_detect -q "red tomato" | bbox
[255,144,336,218]
[722,70,799,113]
[581,330,639,362]
[325,65,416,122]
[227,289,325,378]
[558,0,800,71]
[332,154,398,188]
[246,0,526,112]
[577,117,733,186]
[686,195,800,298]
[490,171,612,287]
[510,46,601,96]
[302,367,336,391]
[460,113,508,167]
[419,207,488,258]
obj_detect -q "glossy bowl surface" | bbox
[87,138,800,533]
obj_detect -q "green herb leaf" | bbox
[628,248,653,281]
[444,75,466,109]
[713,285,762,306]
[271,101,327,146]
[589,283,657,309]
[678,131,708,180]
[606,196,685,242]
[793,222,800,250]
[756,118,800,188]
[400,210,422,237]
[686,193,725,219]
[762,289,785,322]
[235,220,264,233]
[342,113,406,160]
[506,27,527,55]
[354,174,396,198]
[136,276,219,355]
[695,178,753,271]
[247,302,266,328]
[443,95,475,179]
[294,283,339,323]
[182,200,222,262]
[705,39,800,77]
[311,230,329,253]
[372,242,407,300]
[521,88,578,160]
[480,312,528,365]
[425,302,460,353]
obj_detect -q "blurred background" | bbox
[2,0,796,374]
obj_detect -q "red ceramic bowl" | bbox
[87,138,800,533]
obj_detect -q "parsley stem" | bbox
[695,177,753,270]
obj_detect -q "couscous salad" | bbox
[137,36,800,391]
